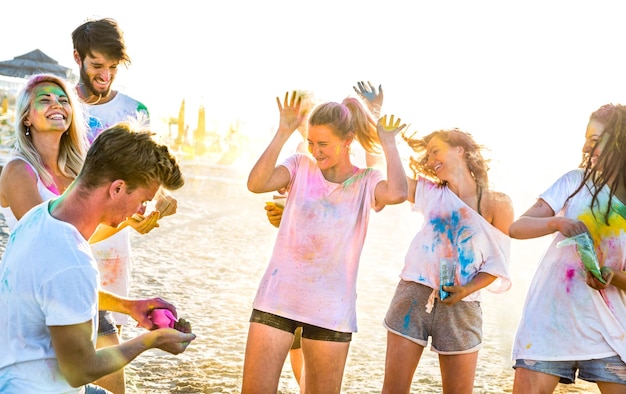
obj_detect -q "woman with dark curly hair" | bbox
[510,103,626,393]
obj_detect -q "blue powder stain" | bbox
[429,210,476,273]
[402,299,417,331]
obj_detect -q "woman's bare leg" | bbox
[382,332,424,394]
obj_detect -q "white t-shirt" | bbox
[253,153,383,333]
[85,92,149,143]
[85,91,149,324]
[0,202,98,393]
[400,177,512,301]
[513,169,626,362]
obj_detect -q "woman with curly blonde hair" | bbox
[383,128,514,394]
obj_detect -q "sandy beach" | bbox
[105,160,602,394]
[0,159,602,393]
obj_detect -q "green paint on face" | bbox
[32,83,69,110]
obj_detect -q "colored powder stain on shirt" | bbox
[459,249,476,277]
[600,290,614,312]
[429,208,476,273]
[610,198,626,220]
[1,276,9,293]
[429,218,455,256]
[579,202,626,240]
[137,102,149,114]
[100,257,123,287]
[271,268,278,276]
[577,200,626,271]
[564,267,576,294]
[343,170,368,187]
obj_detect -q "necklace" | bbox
[76,83,107,105]
[83,94,102,105]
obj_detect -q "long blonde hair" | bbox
[14,73,89,188]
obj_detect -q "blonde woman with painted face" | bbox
[0,73,89,230]
[382,129,514,394]
[510,104,626,393]
[244,91,408,393]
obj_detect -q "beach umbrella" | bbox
[175,99,185,145]
[0,49,75,81]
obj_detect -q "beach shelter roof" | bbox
[0,49,75,81]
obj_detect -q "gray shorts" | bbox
[383,280,482,354]
[514,356,626,385]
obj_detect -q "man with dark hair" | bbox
[72,18,177,392]
[0,122,194,393]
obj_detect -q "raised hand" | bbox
[377,114,407,144]
[276,91,305,135]
[353,81,384,115]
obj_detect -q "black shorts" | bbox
[250,309,352,343]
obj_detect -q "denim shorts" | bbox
[85,384,113,393]
[383,280,482,354]
[514,356,626,385]
[250,309,352,343]
[98,310,118,336]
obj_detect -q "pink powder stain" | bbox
[600,289,614,312]
[564,267,576,293]
[100,257,123,287]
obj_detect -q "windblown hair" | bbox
[14,73,89,188]
[590,103,616,125]
[581,104,617,168]
[402,128,490,188]
[570,104,626,224]
[72,17,131,66]
[308,97,380,154]
[78,120,184,193]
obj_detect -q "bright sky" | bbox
[3,0,626,211]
